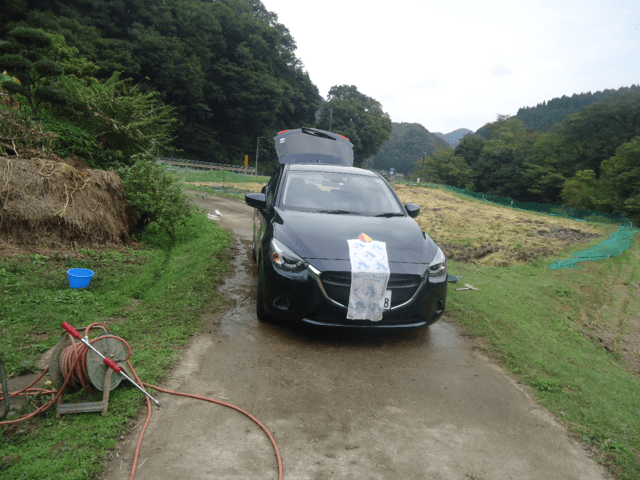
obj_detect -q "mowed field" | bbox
[189,181,612,267]
[393,185,610,266]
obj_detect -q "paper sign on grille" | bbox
[347,239,390,321]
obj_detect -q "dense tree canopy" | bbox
[458,90,640,223]
[598,137,640,220]
[515,85,640,132]
[414,149,475,189]
[0,27,65,116]
[316,85,392,166]
[2,0,322,164]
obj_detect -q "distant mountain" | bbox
[433,128,473,147]
[372,122,451,175]
[515,85,640,131]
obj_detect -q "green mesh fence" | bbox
[406,182,639,269]
[548,226,639,269]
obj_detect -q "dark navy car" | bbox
[245,127,447,328]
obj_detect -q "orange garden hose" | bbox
[0,323,283,480]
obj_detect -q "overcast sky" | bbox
[261,0,639,134]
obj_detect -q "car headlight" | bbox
[271,239,307,271]
[427,247,447,282]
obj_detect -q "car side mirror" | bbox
[405,203,420,218]
[246,193,267,210]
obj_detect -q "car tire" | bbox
[256,259,272,322]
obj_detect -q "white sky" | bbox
[261,0,639,133]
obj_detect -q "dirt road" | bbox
[102,193,608,480]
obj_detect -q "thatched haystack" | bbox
[0,149,133,252]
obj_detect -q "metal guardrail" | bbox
[157,157,257,175]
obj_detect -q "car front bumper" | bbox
[261,259,447,328]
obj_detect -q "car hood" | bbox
[273,209,438,265]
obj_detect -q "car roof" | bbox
[286,164,379,177]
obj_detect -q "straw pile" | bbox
[0,148,133,253]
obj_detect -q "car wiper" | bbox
[317,209,361,215]
[301,127,336,141]
[373,212,405,217]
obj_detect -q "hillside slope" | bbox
[372,122,450,175]
[433,128,473,147]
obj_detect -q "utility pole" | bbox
[328,109,333,131]
[255,137,264,176]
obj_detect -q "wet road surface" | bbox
[102,193,607,480]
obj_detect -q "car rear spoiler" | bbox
[274,127,354,166]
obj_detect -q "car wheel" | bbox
[256,259,272,322]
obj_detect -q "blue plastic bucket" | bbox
[66,268,94,289]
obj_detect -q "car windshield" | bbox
[279,171,405,216]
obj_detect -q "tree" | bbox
[454,133,485,171]
[472,117,540,199]
[0,27,65,116]
[14,0,322,164]
[415,149,475,189]
[561,170,599,210]
[316,85,392,166]
[522,131,573,204]
[558,90,640,175]
[598,136,640,223]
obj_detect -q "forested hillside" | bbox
[414,88,640,223]
[515,85,640,132]
[2,0,322,166]
[372,122,450,175]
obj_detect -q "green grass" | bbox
[0,213,231,479]
[446,234,640,479]
[168,166,270,184]
[170,167,269,200]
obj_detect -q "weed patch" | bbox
[0,212,231,479]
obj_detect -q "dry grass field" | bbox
[394,185,609,266]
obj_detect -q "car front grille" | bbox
[320,272,422,308]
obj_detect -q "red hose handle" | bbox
[61,322,82,339]
[103,357,122,373]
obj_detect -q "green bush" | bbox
[61,72,178,166]
[41,117,111,167]
[119,153,195,235]
[0,92,57,155]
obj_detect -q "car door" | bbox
[254,167,283,262]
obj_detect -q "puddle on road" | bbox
[216,236,261,337]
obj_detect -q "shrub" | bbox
[62,73,178,166]
[119,153,195,236]
[41,117,110,167]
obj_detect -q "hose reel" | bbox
[49,324,130,416]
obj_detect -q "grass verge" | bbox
[446,234,640,479]
[0,212,231,479]
[166,166,270,200]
